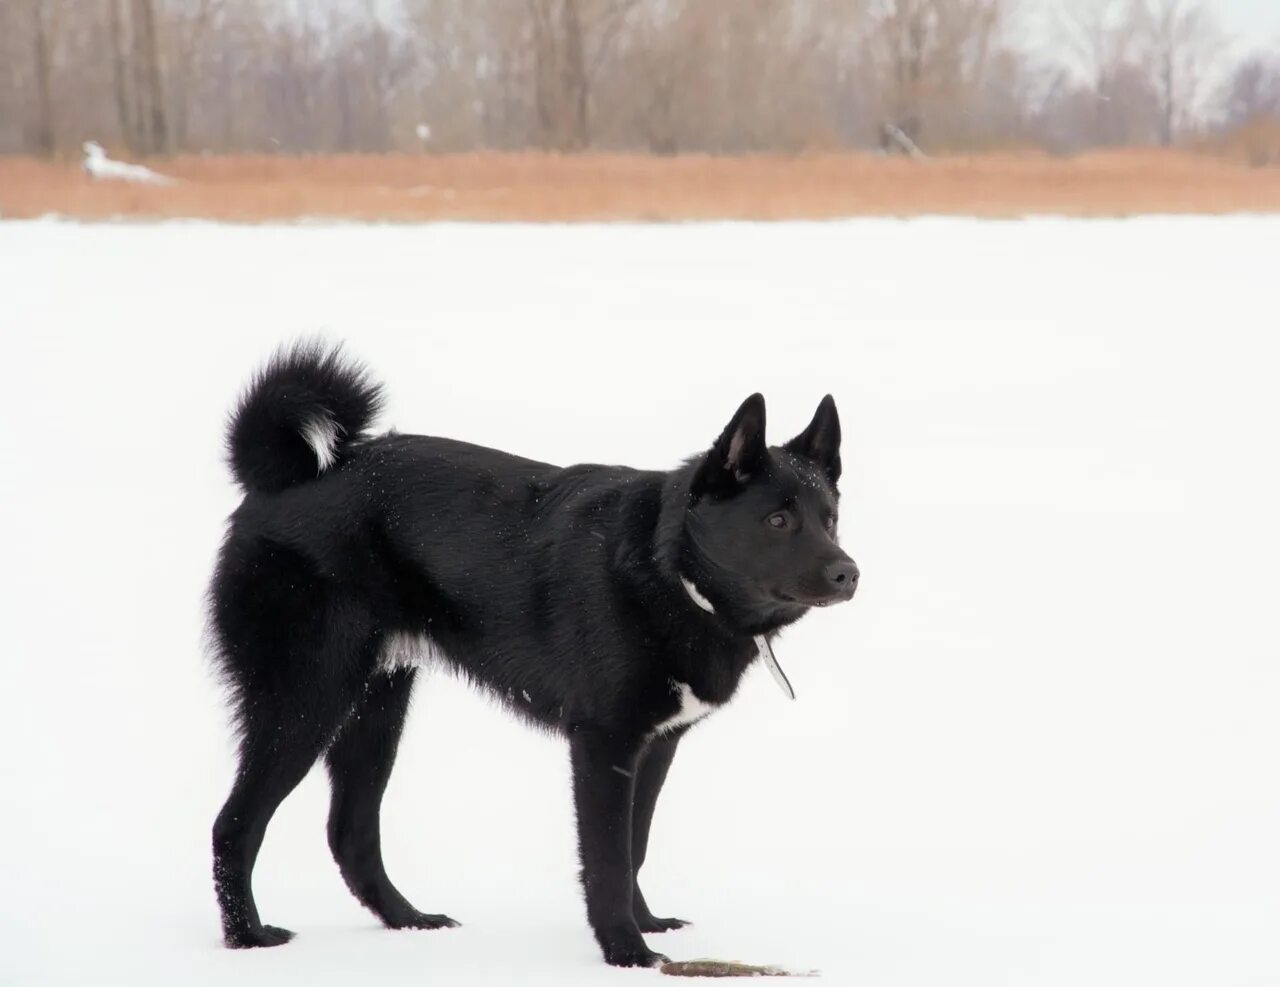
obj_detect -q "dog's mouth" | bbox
[774,588,855,608]
[774,591,825,608]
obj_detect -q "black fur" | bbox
[226,341,383,495]
[208,343,858,967]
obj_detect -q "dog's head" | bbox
[682,393,858,630]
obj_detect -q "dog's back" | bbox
[212,350,684,737]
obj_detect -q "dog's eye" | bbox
[824,515,837,532]
[766,512,790,529]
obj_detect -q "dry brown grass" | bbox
[3,149,1280,222]
[1210,120,1280,169]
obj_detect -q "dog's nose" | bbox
[825,560,859,595]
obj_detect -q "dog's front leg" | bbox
[632,735,689,932]
[569,727,667,968]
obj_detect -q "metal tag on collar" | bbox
[755,634,795,700]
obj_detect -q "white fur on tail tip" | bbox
[299,415,341,473]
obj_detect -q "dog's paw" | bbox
[637,915,691,933]
[389,911,460,931]
[598,923,669,967]
[225,924,295,948]
[603,943,669,968]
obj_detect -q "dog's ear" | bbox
[784,394,841,483]
[692,393,767,497]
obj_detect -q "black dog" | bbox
[208,343,858,967]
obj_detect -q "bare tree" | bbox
[861,0,1011,149]
[0,0,1265,157]
[1221,52,1280,127]
[1053,0,1172,145]
[108,0,138,151]
[1138,0,1222,145]
[524,0,639,150]
[135,0,168,152]
[165,0,222,150]
[28,0,61,156]
[872,0,932,142]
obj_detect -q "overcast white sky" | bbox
[1212,0,1280,40]
[1024,0,1280,48]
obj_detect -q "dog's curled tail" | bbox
[227,341,383,494]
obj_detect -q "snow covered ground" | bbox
[1,216,1278,987]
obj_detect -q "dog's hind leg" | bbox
[630,735,690,933]
[213,694,350,948]
[325,667,458,931]
[211,585,378,949]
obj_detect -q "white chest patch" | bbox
[650,680,718,738]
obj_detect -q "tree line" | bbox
[2,0,1278,157]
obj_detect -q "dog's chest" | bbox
[647,629,785,737]
[650,680,719,737]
